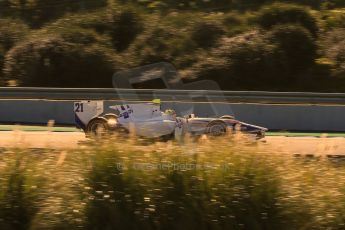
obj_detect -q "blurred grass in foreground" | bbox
[1,134,345,229]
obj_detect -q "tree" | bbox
[0,18,29,86]
[4,36,119,87]
[321,29,345,76]
[109,10,144,52]
[188,31,284,90]
[256,3,318,36]
[0,18,29,50]
[0,45,6,86]
[128,24,196,68]
[49,8,144,52]
[266,24,317,75]
[187,25,317,90]
[191,21,225,49]
[0,0,107,28]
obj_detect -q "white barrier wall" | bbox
[0,100,345,131]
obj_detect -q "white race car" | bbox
[74,100,267,139]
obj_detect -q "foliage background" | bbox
[1,0,345,91]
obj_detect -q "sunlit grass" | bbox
[1,132,345,229]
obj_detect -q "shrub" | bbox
[256,3,318,36]
[0,18,30,86]
[84,138,289,230]
[321,29,345,76]
[187,25,316,90]
[109,9,144,52]
[49,7,144,52]
[128,12,228,68]
[0,151,43,230]
[125,0,232,10]
[322,8,345,28]
[4,36,119,87]
[217,31,280,80]
[0,0,107,28]
[188,31,285,90]
[0,45,6,86]
[223,12,246,26]
[128,24,195,68]
[266,24,317,74]
[39,25,112,47]
[49,10,109,34]
[321,0,345,9]
[191,21,225,49]
[0,19,29,50]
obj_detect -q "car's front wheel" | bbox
[256,131,265,139]
[207,121,227,136]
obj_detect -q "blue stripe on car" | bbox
[75,114,86,130]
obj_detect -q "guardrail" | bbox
[1,87,345,104]
[1,87,345,131]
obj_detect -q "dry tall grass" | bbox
[1,133,345,229]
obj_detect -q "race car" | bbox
[74,100,267,139]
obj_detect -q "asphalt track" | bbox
[1,128,345,156]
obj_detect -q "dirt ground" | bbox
[1,131,345,156]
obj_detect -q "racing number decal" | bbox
[75,103,84,112]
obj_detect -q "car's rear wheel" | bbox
[103,114,129,135]
[86,118,109,138]
[207,121,227,136]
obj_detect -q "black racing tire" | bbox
[86,118,109,138]
[256,131,265,139]
[206,121,227,136]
